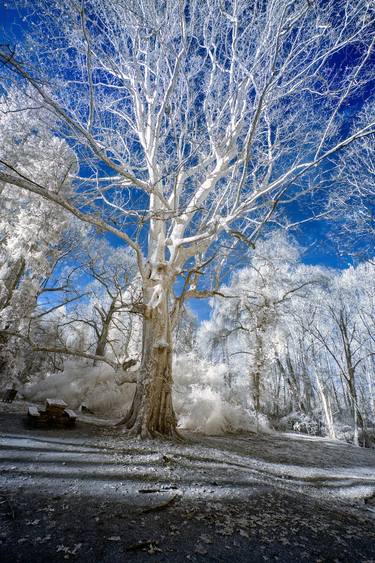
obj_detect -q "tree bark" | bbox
[315,373,336,439]
[93,298,117,365]
[118,285,179,439]
[347,373,364,447]
[0,257,25,310]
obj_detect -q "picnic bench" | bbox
[27,398,77,427]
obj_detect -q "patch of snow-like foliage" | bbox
[22,361,134,416]
[22,353,267,435]
[173,353,266,435]
[275,412,323,436]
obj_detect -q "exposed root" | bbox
[115,415,185,442]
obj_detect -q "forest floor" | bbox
[0,401,374,562]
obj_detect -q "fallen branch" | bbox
[141,494,179,514]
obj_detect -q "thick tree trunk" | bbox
[93,318,111,364]
[94,328,109,364]
[119,285,179,439]
[93,298,117,365]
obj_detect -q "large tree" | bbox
[0,0,374,437]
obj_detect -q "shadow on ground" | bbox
[0,409,374,562]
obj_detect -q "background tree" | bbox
[16,232,142,375]
[53,237,142,369]
[0,88,76,384]
[201,233,318,428]
[199,242,375,444]
[328,101,375,261]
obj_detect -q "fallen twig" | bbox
[141,494,179,513]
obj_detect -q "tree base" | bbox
[115,414,184,441]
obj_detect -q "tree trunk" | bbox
[93,318,111,364]
[93,297,118,365]
[315,373,336,439]
[366,365,375,419]
[119,285,179,439]
[0,257,25,310]
[347,374,364,447]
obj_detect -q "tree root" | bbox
[115,416,185,442]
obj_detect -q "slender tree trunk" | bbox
[119,285,179,439]
[0,257,26,380]
[347,374,363,447]
[93,299,117,365]
[366,365,375,418]
[301,363,314,414]
[315,373,336,439]
[251,327,263,432]
[252,366,261,431]
[330,375,342,416]
[1,257,25,309]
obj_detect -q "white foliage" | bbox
[0,0,374,437]
[22,361,134,416]
[0,87,75,336]
[173,352,265,435]
[22,351,265,435]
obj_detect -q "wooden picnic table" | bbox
[27,398,77,427]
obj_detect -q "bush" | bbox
[276,412,322,436]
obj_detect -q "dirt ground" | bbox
[0,402,374,562]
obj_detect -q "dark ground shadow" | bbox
[1,410,374,562]
[1,484,375,562]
